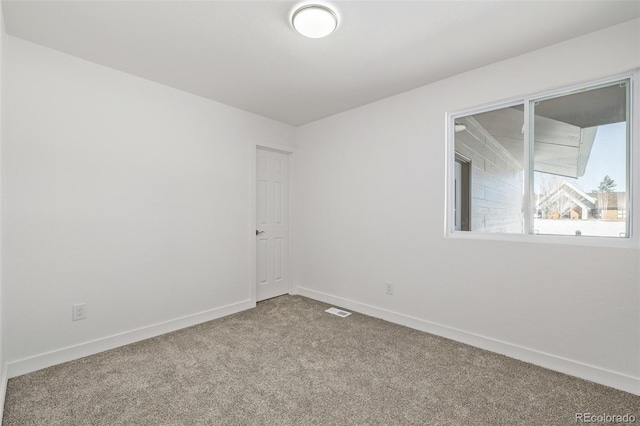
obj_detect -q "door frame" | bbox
[249,139,296,305]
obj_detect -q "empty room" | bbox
[0,0,638,424]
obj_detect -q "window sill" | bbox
[446,230,638,249]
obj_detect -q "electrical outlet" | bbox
[72,303,86,321]
[385,282,394,295]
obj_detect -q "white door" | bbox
[256,148,289,301]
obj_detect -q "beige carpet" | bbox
[3,295,639,425]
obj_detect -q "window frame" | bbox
[445,72,638,248]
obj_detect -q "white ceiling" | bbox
[2,1,639,126]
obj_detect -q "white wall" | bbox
[3,37,295,374]
[294,19,640,394]
[0,0,6,411]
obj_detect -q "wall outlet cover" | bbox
[385,282,394,295]
[72,303,86,321]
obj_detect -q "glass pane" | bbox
[532,81,629,238]
[454,105,525,233]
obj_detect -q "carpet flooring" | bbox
[3,295,639,425]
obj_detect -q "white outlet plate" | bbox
[72,303,86,321]
[385,282,394,295]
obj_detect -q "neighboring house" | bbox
[536,180,626,220]
[594,191,628,220]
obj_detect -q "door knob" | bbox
[256,230,265,236]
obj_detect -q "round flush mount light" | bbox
[292,5,338,38]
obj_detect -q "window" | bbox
[448,75,634,241]
[453,104,525,233]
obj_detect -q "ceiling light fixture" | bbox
[292,5,338,38]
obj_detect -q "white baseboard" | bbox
[7,299,255,379]
[0,362,8,425]
[298,287,640,396]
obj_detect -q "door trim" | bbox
[249,139,296,304]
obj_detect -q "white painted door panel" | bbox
[256,148,289,301]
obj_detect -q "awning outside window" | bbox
[471,83,627,178]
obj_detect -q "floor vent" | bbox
[325,307,352,317]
